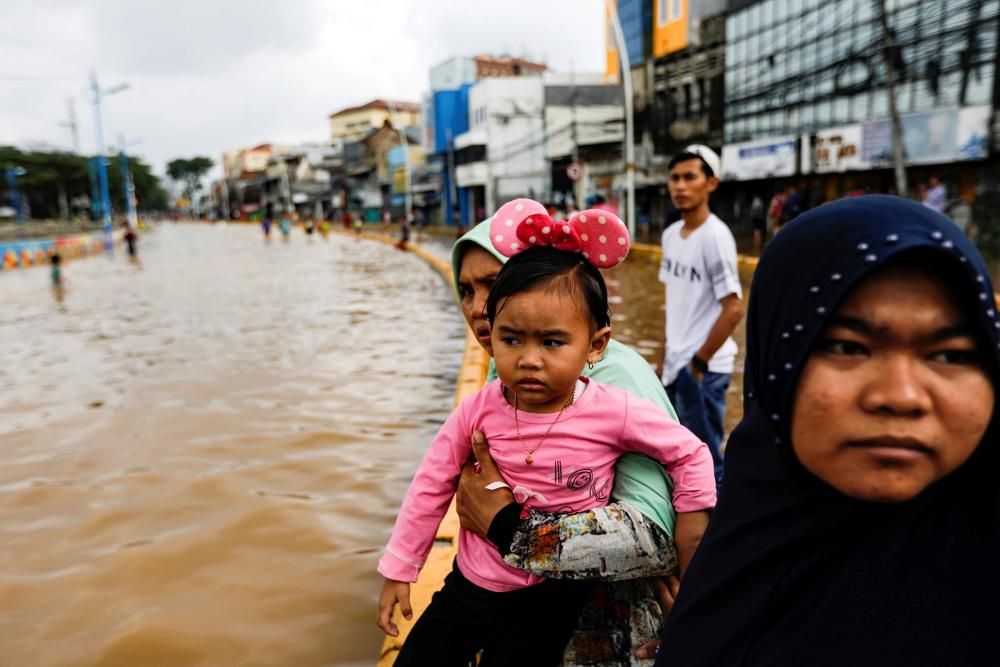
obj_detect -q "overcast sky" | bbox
[0,0,605,180]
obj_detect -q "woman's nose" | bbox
[860,354,932,417]
[472,291,488,320]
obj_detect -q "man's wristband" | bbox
[691,355,709,374]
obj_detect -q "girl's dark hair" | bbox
[486,246,611,330]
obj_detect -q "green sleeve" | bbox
[585,339,678,537]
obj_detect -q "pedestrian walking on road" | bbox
[750,194,766,254]
[394,216,410,251]
[123,223,138,257]
[50,252,63,288]
[278,213,292,241]
[658,145,745,486]
[922,175,948,214]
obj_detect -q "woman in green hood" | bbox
[449,218,690,665]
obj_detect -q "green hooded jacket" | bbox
[451,220,679,536]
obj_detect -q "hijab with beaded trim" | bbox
[656,195,1000,667]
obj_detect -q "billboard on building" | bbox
[956,105,991,160]
[721,136,797,181]
[804,125,867,174]
[863,109,956,166]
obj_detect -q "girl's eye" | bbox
[929,349,979,365]
[458,285,473,298]
[543,339,564,348]
[501,336,520,346]
[821,339,868,356]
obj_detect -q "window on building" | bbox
[833,96,850,124]
[965,64,995,106]
[670,0,682,22]
[658,0,668,26]
[815,100,832,127]
[683,82,692,117]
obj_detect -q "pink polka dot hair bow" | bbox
[489,198,631,269]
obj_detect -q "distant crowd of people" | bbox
[745,173,969,254]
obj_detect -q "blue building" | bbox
[426,58,476,226]
[424,55,550,226]
[616,0,652,67]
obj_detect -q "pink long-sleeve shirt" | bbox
[378,378,716,592]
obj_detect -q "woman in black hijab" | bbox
[655,195,999,666]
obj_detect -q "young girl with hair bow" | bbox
[376,199,716,666]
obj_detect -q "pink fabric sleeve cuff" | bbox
[671,445,718,513]
[377,548,422,583]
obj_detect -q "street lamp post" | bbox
[89,70,130,247]
[605,0,636,239]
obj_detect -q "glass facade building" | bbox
[617,0,654,66]
[724,0,998,143]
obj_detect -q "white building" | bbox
[543,72,625,211]
[455,77,547,219]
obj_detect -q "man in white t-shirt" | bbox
[656,145,744,484]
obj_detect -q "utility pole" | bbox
[877,0,908,196]
[59,98,79,153]
[220,176,230,222]
[89,70,130,246]
[446,127,458,226]
[606,0,636,238]
[570,64,584,211]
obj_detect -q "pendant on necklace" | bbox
[525,455,534,465]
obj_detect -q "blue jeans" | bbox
[666,367,729,484]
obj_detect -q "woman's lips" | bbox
[847,437,933,463]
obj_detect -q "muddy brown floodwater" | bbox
[0,224,464,667]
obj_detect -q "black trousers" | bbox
[393,561,589,667]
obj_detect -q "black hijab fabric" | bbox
[656,196,1000,666]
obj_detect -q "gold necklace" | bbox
[513,385,576,465]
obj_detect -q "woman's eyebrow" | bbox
[825,316,974,343]
[924,324,975,343]
[824,315,871,334]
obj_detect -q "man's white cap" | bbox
[683,144,721,181]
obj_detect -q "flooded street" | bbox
[0,224,463,667]
[2,225,751,667]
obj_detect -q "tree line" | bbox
[0,146,168,220]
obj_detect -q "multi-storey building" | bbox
[424,55,547,226]
[721,0,998,216]
[328,99,421,143]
